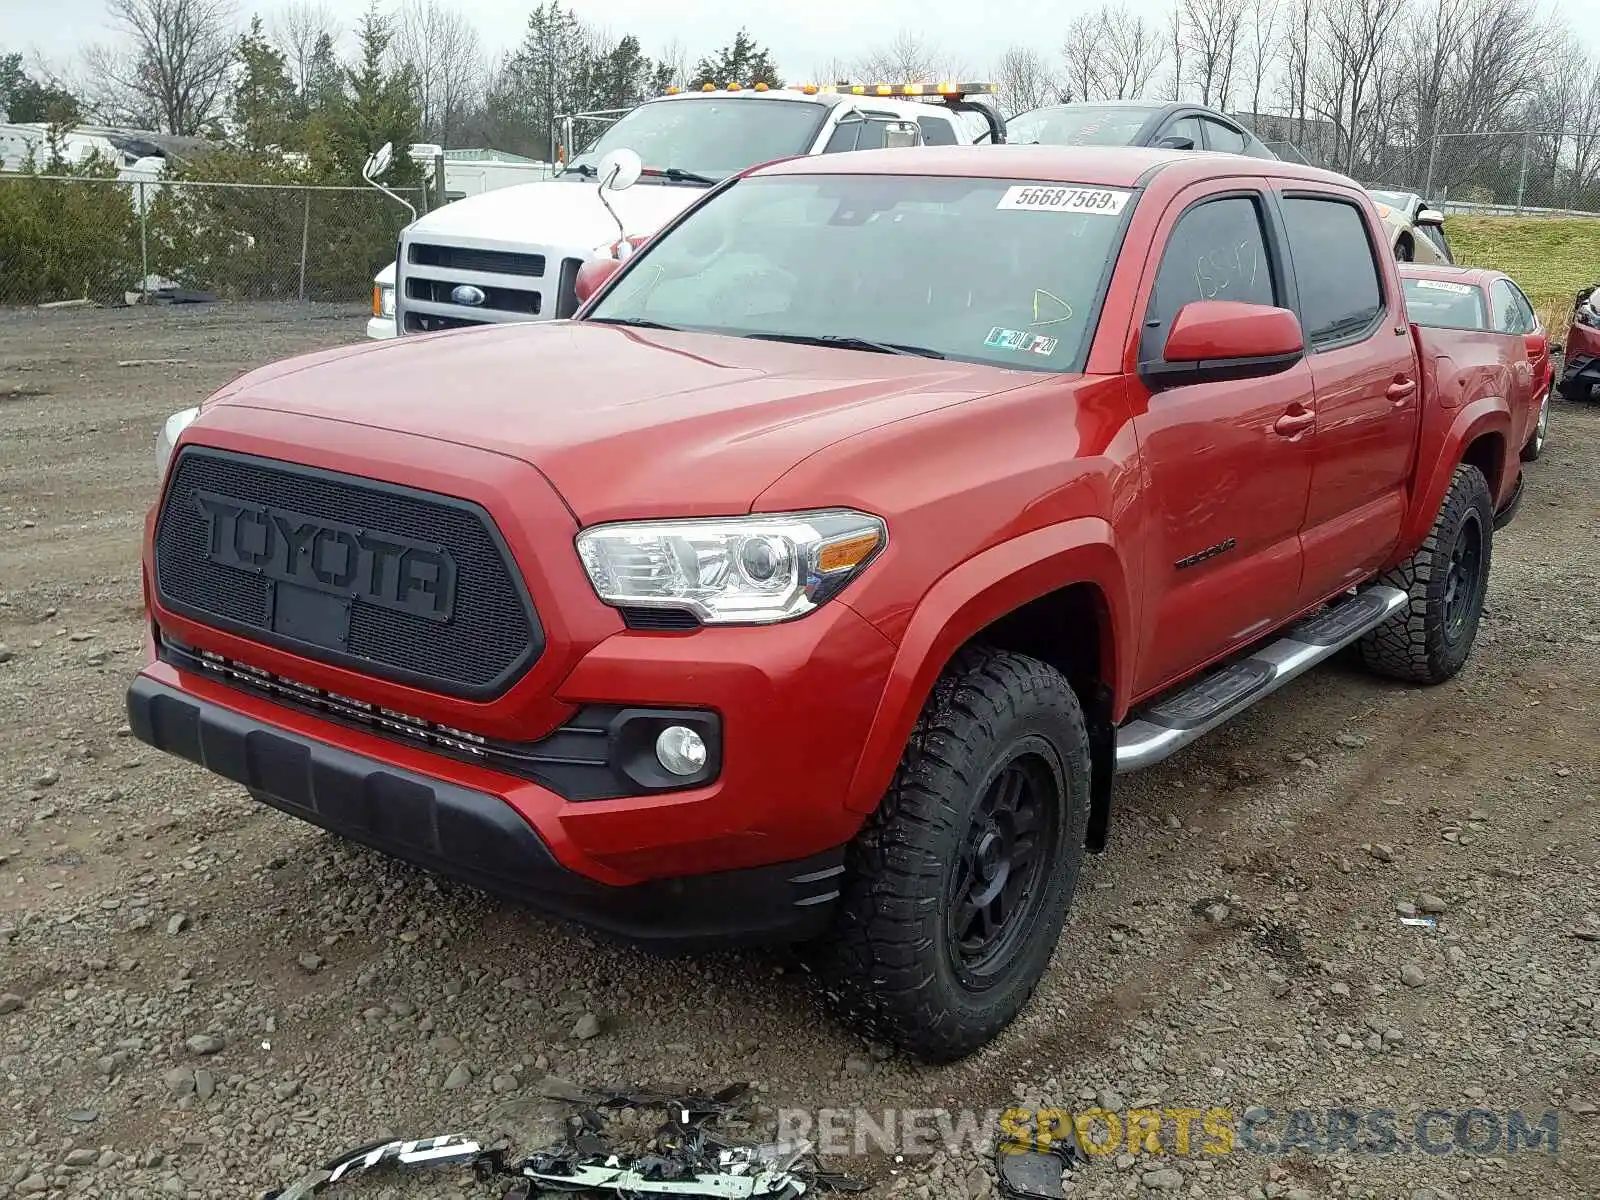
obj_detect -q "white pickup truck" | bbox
[365,81,1004,339]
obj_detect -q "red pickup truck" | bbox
[130,147,1526,1062]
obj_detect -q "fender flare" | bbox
[1400,396,1512,553]
[842,518,1132,814]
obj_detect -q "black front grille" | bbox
[404,311,480,334]
[153,447,543,699]
[409,242,545,277]
[405,275,540,315]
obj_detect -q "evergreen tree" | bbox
[0,52,82,124]
[487,2,593,159]
[327,2,424,185]
[576,35,661,114]
[690,29,782,89]
[230,17,297,151]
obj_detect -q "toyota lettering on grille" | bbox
[193,492,458,622]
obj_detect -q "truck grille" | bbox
[400,238,585,333]
[152,446,543,700]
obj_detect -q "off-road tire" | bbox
[1358,463,1493,684]
[809,646,1090,1063]
[1520,386,1550,461]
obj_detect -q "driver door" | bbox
[1129,184,1316,697]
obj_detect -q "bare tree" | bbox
[1184,0,1247,110]
[1309,0,1409,173]
[1243,0,1280,129]
[393,0,485,145]
[1060,10,1108,102]
[654,38,691,90]
[81,0,238,134]
[854,31,963,82]
[1102,4,1166,100]
[272,0,339,98]
[1164,3,1185,100]
[993,45,1056,114]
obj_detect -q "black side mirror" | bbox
[1156,135,1196,150]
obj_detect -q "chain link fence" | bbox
[1245,116,1600,216]
[0,175,426,307]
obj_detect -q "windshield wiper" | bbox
[586,316,684,331]
[563,162,597,176]
[651,167,719,184]
[746,332,946,359]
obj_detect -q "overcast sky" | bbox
[13,0,1599,90]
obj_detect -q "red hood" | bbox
[205,322,1030,522]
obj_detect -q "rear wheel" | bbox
[1520,386,1550,461]
[1358,464,1493,685]
[811,647,1090,1062]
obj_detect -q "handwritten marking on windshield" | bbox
[1031,290,1074,326]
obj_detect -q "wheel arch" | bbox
[1399,398,1512,556]
[842,519,1132,825]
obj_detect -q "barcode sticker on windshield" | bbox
[1413,278,1474,295]
[997,186,1131,215]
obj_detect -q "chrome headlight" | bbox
[576,509,886,625]
[156,406,199,481]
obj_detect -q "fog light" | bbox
[655,726,707,776]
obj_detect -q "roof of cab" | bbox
[1398,262,1501,286]
[752,143,1365,191]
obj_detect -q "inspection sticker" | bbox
[996,185,1131,215]
[986,326,1059,355]
[1413,278,1475,295]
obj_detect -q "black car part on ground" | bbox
[261,1081,869,1199]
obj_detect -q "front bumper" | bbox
[127,673,847,949]
[1559,351,1597,399]
[365,315,396,340]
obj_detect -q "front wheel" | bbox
[1395,234,1414,262]
[1358,463,1493,684]
[811,647,1090,1062]
[1521,386,1550,461]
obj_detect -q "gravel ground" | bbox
[1,302,1597,1200]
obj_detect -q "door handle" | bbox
[1387,378,1416,403]
[1273,407,1314,436]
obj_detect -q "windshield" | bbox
[586,173,1136,371]
[1402,277,1485,330]
[1006,106,1158,147]
[1368,190,1414,211]
[566,98,829,182]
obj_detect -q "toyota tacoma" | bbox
[131,146,1525,1062]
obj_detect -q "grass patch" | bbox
[1447,215,1600,338]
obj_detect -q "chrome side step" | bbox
[1114,585,1408,774]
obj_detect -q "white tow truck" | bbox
[365,81,1005,339]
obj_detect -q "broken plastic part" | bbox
[262,1082,865,1199]
[263,1134,485,1198]
[996,1132,1083,1200]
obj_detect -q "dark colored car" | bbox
[1560,283,1600,401]
[1004,100,1278,159]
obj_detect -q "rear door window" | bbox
[917,116,959,145]
[1202,119,1249,155]
[1280,196,1385,347]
